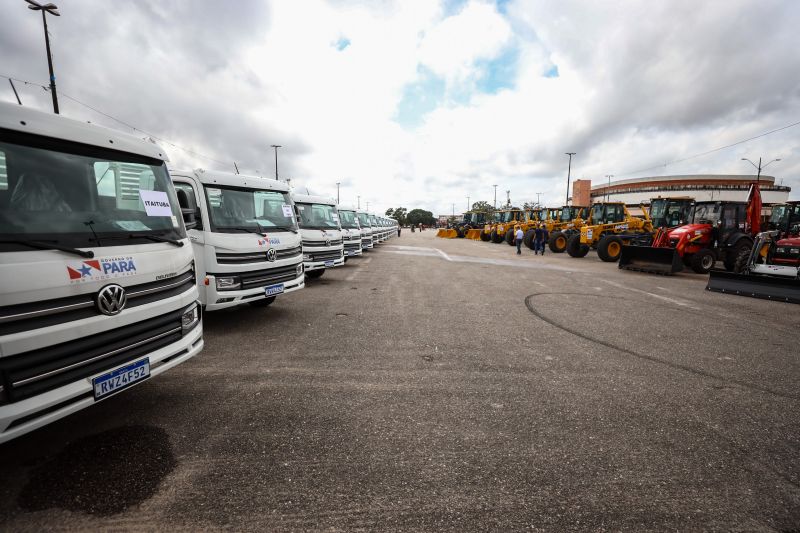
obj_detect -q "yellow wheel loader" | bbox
[566,202,654,261]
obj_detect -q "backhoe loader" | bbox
[566,202,655,261]
[619,186,762,275]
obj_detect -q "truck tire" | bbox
[597,235,624,262]
[505,229,515,246]
[249,296,276,308]
[689,249,715,274]
[480,231,491,242]
[731,242,753,273]
[306,269,325,279]
[566,233,590,258]
[490,229,503,243]
[548,231,567,253]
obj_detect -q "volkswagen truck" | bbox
[357,208,374,251]
[337,204,363,259]
[292,190,344,279]
[171,169,304,310]
[0,102,203,442]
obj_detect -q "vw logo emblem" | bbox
[97,284,127,316]
[325,239,331,246]
[266,248,277,262]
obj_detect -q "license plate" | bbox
[324,260,334,267]
[93,358,150,401]
[347,250,356,256]
[265,283,284,296]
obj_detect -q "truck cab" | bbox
[369,213,381,245]
[292,190,344,279]
[357,209,374,251]
[170,169,304,310]
[0,102,202,442]
[337,204,363,259]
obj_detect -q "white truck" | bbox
[0,102,203,442]
[337,204,363,259]
[170,169,304,310]
[357,209,374,251]
[292,190,344,279]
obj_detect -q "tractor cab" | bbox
[768,202,800,235]
[688,201,749,241]
[589,202,627,224]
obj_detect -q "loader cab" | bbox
[590,203,626,224]
[649,198,693,228]
[560,206,589,222]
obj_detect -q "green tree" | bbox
[407,208,435,226]
[471,200,494,213]
[386,207,407,226]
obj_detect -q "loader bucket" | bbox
[466,229,482,240]
[618,245,683,275]
[706,270,800,304]
[435,229,458,238]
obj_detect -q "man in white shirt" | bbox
[514,225,524,255]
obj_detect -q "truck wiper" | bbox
[272,225,299,234]
[222,226,266,236]
[129,233,184,247]
[0,239,94,258]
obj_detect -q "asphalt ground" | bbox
[1,230,799,532]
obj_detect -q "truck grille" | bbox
[216,246,301,264]
[0,307,187,403]
[302,239,342,247]
[344,242,361,252]
[0,268,195,336]
[307,250,343,262]
[237,264,300,290]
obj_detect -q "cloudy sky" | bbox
[2,0,799,215]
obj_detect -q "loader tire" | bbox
[523,229,535,249]
[597,235,624,262]
[566,233,590,258]
[689,249,715,274]
[480,231,491,242]
[731,242,753,273]
[548,231,567,253]
[491,229,503,243]
[505,229,516,246]
[456,226,465,238]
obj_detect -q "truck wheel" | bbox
[597,235,624,262]
[504,230,515,246]
[480,231,491,242]
[566,233,590,258]
[548,231,567,253]
[689,249,715,274]
[306,269,325,279]
[731,242,753,273]
[249,296,276,307]
[490,229,503,243]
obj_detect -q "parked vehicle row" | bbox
[0,102,397,442]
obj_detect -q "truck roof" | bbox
[337,204,358,211]
[171,168,290,192]
[0,101,168,161]
[291,191,336,205]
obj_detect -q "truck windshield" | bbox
[339,210,359,229]
[0,134,184,251]
[357,213,371,227]
[296,202,339,230]
[205,186,296,233]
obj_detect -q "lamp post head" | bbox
[26,0,60,15]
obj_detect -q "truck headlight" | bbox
[296,263,304,276]
[181,303,200,334]
[215,276,240,290]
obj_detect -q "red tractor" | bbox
[619,189,761,275]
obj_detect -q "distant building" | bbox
[590,174,790,207]
[437,215,449,225]
[571,179,592,206]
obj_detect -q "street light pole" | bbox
[741,156,781,185]
[336,182,340,204]
[452,203,455,217]
[493,184,498,209]
[605,174,614,202]
[357,195,360,209]
[366,201,370,212]
[270,144,281,180]
[565,152,576,205]
[26,0,60,114]
[536,192,541,207]
[466,196,470,210]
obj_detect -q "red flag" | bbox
[745,183,762,235]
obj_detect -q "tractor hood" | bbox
[668,223,711,239]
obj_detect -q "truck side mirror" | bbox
[177,189,201,230]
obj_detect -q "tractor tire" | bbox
[689,249,716,274]
[597,235,624,262]
[249,296,276,308]
[523,229,535,249]
[731,242,753,273]
[490,229,503,243]
[480,231,491,242]
[456,226,465,238]
[566,233,590,258]
[305,269,325,279]
[548,231,567,253]
[505,229,515,246]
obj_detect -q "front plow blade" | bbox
[436,229,458,238]
[706,270,800,304]
[465,229,482,240]
[618,245,683,275]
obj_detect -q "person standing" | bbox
[540,224,549,255]
[533,224,544,255]
[514,225,524,255]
